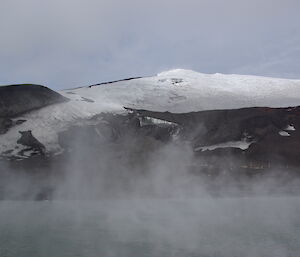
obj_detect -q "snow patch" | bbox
[194,140,253,152]
[140,117,177,126]
[279,131,290,137]
[285,125,296,131]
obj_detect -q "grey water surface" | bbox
[0,197,300,257]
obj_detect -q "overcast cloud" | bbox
[0,0,299,89]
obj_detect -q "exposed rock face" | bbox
[2,105,300,170]
[0,84,68,118]
[17,130,46,155]
[127,106,300,170]
[0,84,68,135]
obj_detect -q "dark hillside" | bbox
[0,84,68,117]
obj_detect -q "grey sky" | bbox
[0,0,299,89]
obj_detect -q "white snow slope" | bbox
[1,69,300,156]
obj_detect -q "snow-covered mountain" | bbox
[1,69,300,199]
[1,69,300,159]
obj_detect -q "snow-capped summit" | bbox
[156,68,300,110]
[62,68,300,114]
[157,68,202,77]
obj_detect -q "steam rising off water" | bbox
[1,123,300,256]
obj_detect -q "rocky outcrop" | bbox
[17,130,46,156]
[0,84,68,118]
[0,84,68,135]
[127,106,300,170]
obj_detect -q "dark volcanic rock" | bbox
[17,130,46,156]
[128,106,300,170]
[0,84,68,117]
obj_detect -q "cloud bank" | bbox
[0,0,299,89]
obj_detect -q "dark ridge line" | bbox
[0,84,69,118]
[89,76,143,87]
[0,83,45,88]
[66,76,147,90]
[124,105,300,115]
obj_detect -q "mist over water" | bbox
[1,123,300,256]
